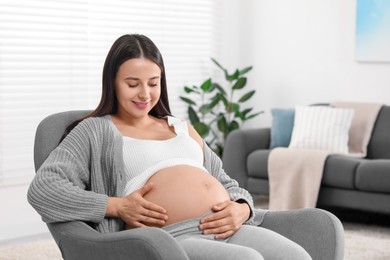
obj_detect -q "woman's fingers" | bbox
[142,198,167,214]
[121,184,168,228]
[138,182,154,196]
[199,200,249,239]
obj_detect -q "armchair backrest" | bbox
[34,110,91,171]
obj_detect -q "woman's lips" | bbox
[133,101,149,109]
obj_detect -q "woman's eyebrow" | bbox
[124,76,160,80]
[124,77,139,80]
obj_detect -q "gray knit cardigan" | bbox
[28,116,263,233]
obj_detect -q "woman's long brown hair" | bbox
[61,34,171,141]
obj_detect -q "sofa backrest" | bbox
[367,106,390,159]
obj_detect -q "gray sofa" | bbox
[222,105,390,215]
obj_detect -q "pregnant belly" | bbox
[143,165,230,225]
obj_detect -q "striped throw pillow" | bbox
[289,106,354,154]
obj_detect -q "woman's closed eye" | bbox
[125,78,159,88]
[126,79,139,88]
[127,83,157,88]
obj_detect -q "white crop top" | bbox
[122,116,206,196]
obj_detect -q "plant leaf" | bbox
[217,115,228,133]
[211,58,226,71]
[238,90,255,102]
[188,106,199,124]
[200,78,213,92]
[244,111,263,121]
[199,104,212,115]
[218,93,228,107]
[211,58,230,81]
[241,108,253,117]
[235,111,244,120]
[193,122,209,137]
[213,83,227,96]
[232,77,247,90]
[228,120,240,132]
[209,94,221,109]
[184,86,195,93]
[180,96,196,106]
[227,69,240,82]
[231,103,240,113]
[239,66,253,76]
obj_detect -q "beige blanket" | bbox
[268,102,383,211]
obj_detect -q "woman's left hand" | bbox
[199,200,250,239]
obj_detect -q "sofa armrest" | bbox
[47,221,189,260]
[259,208,344,260]
[222,128,270,188]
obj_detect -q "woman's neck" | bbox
[113,113,156,128]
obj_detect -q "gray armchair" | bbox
[33,111,344,260]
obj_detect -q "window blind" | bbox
[0,0,223,186]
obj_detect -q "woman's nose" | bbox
[138,86,150,99]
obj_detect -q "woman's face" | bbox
[115,58,161,119]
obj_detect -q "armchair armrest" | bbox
[259,208,344,260]
[223,128,270,188]
[47,221,189,260]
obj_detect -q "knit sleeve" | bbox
[202,142,256,225]
[27,121,108,224]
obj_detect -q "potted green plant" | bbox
[180,58,262,156]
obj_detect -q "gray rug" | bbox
[343,222,390,259]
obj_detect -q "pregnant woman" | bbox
[28,34,310,260]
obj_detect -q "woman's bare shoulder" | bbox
[187,123,204,149]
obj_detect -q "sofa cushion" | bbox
[355,160,390,193]
[247,150,270,179]
[248,151,362,189]
[246,148,390,194]
[289,106,354,153]
[322,155,361,189]
[270,108,295,148]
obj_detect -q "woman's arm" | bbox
[187,122,256,224]
[202,142,256,225]
[27,120,108,224]
[200,143,256,239]
[188,122,255,224]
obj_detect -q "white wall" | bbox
[233,0,390,128]
[0,182,49,243]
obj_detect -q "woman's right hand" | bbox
[106,182,168,228]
